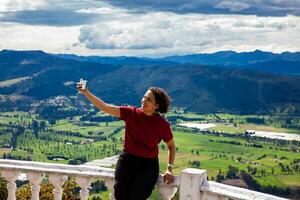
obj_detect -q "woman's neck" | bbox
[143,110,155,116]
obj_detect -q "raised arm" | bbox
[78,87,120,118]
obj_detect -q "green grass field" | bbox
[157,131,300,185]
[0,110,299,200]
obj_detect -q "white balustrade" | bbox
[49,174,67,200]
[0,159,114,200]
[75,176,93,200]
[180,168,207,200]
[200,180,288,200]
[0,170,20,200]
[103,177,116,200]
[157,174,180,200]
[27,172,44,200]
[0,159,289,200]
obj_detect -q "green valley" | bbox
[0,109,299,199]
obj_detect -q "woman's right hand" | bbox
[76,83,88,95]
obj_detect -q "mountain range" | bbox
[0,49,300,114]
[56,50,300,75]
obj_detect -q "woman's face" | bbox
[141,90,159,115]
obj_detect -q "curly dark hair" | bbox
[149,87,170,114]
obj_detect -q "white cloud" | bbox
[0,0,118,12]
[77,12,300,56]
[78,12,222,51]
[232,15,297,30]
[76,6,125,15]
[0,0,45,12]
[0,22,81,53]
[0,2,299,57]
[79,22,176,49]
[215,1,250,12]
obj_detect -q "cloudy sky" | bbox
[0,0,299,57]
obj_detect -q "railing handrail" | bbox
[0,159,181,185]
[201,181,288,200]
[0,159,115,178]
[0,159,289,200]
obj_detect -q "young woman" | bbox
[77,84,176,200]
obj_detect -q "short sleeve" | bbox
[161,120,173,143]
[119,106,134,121]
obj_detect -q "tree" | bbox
[32,120,39,130]
[237,157,242,162]
[32,120,39,138]
[15,180,80,200]
[40,121,46,131]
[278,163,286,173]
[16,183,31,199]
[189,160,201,168]
[226,165,239,179]
[247,166,257,176]
[0,177,8,200]
[48,118,56,125]
[11,126,25,148]
[239,170,261,191]
[90,180,107,193]
[39,183,55,199]
[260,169,266,176]
[216,169,225,182]
[92,197,102,200]
[62,180,80,200]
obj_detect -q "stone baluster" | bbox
[1,170,20,200]
[158,183,178,200]
[49,174,67,200]
[179,168,207,200]
[75,176,93,200]
[104,177,116,200]
[27,172,44,200]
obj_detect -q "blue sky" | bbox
[0,0,299,57]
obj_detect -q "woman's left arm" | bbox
[163,139,176,184]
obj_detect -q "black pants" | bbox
[114,151,159,200]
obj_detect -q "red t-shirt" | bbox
[119,106,173,158]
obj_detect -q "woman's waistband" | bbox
[121,150,158,161]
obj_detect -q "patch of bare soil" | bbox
[222,178,248,188]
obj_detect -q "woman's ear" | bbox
[155,103,159,110]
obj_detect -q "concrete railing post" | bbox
[179,168,207,200]
[75,176,93,200]
[49,174,68,200]
[158,183,178,200]
[27,172,44,200]
[104,177,116,200]
[0,170,20,200]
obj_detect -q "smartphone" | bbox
[77,78,88,90]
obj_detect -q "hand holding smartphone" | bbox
[77,78,88,91]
